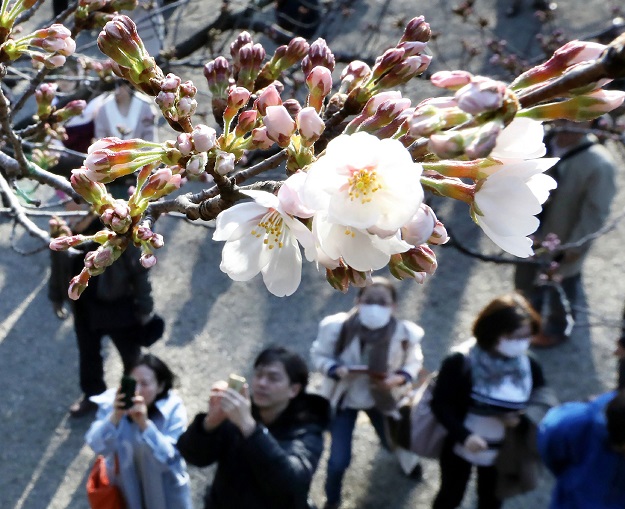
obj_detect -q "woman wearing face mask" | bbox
[85,353,193,509]
[310,276,425,509]
[430,293,550,509]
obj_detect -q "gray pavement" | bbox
[1,0,625,508]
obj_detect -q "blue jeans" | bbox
[325,407,389,505]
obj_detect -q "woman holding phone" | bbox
[310,276,425,509]
[85,353,193,509]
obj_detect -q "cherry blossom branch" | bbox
[0,66,31,176]
[518,33,625,108]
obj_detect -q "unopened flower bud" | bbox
[214,150,235,175]
[302,38,335,76]
[251,127,274,149]
[431,70,473,90]
[185,152,208,176]
[234,109,258,136]
[401,204,438,246]
[306,65,333,112]
[204,56,231,98]
[400,16,431,43]
[455,77,506,115]
[176,133,193,156]
[297,106,325,143]
[191,124,217,152]
[161,73,181,91]
[263,105,296,147]
[255,84,282,115]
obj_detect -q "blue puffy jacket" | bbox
[538,391,625,509]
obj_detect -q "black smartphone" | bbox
[120,375,137,409]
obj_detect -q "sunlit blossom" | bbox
[472,159,558,257]
[302,132,423,232]
[213,190,315,297]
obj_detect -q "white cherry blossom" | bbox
[213,190,314,296]
[312,213,411,272]
[302,132,424,232]
[490,117,546,161]
[472,158,557,257]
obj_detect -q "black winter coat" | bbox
[177,393,330,509]
[430,352,546,446]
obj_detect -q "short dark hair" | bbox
[132,353,177,402]
[357,276,398,303]
[606,390,625,447]
[254,346,309,391]
[472,293,541,351]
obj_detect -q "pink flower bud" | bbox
[297,106,325,142]
[140,253,157,268]
[47,24,72,38]
[155,91,176,109]
[185,152,208,176]
[191,124,217,152]
[251,127,274,149]
[235,110,258,136]
[176,133,193,156]
[306,66,333,95]
[302,38,335,76]
[401,204,437,246]
[179,80,197,97]
[255,84,282,116]
[228,86,251,110]
[455,77,506,115]
[214,150,235,175]
[431,70,473,90]
[68,270,90,300]
[263,105,296,147]
[400,16,431,43]
[176,96,197,116]
[396,41,428,57]
[283,98,302,117]
[150,233,164,249]
[161,73,180,91]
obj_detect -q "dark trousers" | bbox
[432,439,502,509]
[325,407,389,505]
[75,313,142,396]
[514,264,580,337]
[618,359,625,390]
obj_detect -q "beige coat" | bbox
[535,136,616,279]
[310,312,424,414]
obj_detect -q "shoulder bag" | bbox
[86,454,126,509]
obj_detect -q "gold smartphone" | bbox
[227,373,246,393]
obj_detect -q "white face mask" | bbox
[358,304,393,330]
[496,338,531,358]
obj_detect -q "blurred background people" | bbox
[95,78,158,141]
[85,353,192,509]
[538,390,625,509]
[514,119,617,348]
[430,293,549,509]
[310,276,425,509]
[177,346,329,509]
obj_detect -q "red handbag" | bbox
[86,454,126,509]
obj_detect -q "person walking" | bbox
[430,293,549,509]
[177,346,329,509]
[538,390,625,508]
[310,276,425,509]
[514,119,617,348]
[85,353,192,509]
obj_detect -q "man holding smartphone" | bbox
[177,346,330,509]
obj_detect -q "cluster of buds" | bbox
[129,164,182,212]
[344,90,412,139]
[0,24,75,68]
[32,148,60,171]
[155,73,198,132]
[341,16,431,114]
[82,137,179,184]
[133,222,164,268]
[175,124,217,177]
[255,37,310,89]
[230,31,266,91]
[325,263,372,293]
[97,15,164,96]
